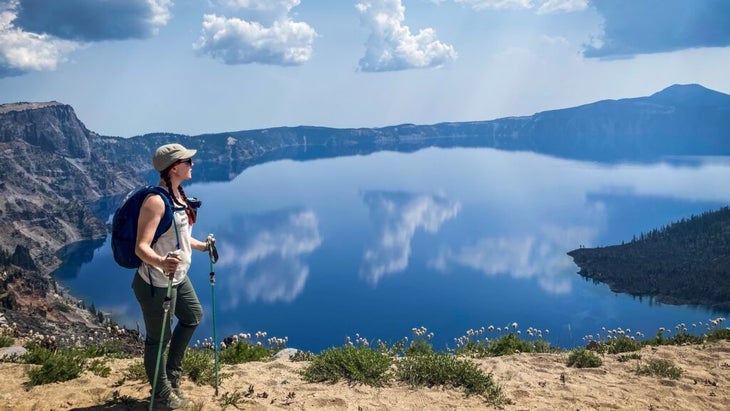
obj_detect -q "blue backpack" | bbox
[111,186,174,269]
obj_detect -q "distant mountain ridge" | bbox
[188,83,730,163]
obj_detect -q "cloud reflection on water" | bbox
[194,148,730,302]
[359,190,461,285]
[214,209,322,307]
[429,224,598,295]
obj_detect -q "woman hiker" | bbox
[133,143,212,409]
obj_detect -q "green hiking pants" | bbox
[132,272,203,395]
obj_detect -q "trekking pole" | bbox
[150,251,178,411]
[207,234,220,396]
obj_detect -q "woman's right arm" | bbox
[135,194,179,273]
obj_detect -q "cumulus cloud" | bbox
[0,0,171,77]
[11,0,171,41]
[536,0,587,14]
[356,0,457,72]
[428,224,596,294]
[194,0,316,66]
[216,0,300,23]
[448,0,533,10]
[215,209,322,306]
[584,0,730,58]
[360,191,460,285]
[0,23,79,76]
[431,0,587,13]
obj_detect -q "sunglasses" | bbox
[178,158,193,165]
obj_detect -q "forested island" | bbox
[568,207,730,310]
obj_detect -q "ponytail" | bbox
[160,167,197,224]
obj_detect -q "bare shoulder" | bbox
[141,192,166,214]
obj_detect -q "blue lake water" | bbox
[57,147,730,352]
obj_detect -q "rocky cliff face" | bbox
[0,103,117,271]
[0,102,91,158]
[0,102,153,340]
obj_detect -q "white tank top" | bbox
[137,197,193,288]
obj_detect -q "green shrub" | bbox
[617,353,641,362]
[456,333,555,358]
[645,331,704,347]
[0,325,15,349]
[0,334,14,348]
[667,331,704,345]
[220,390,246,408]
[705,328,730,342]
[22,340,139,387]
[567,349,602,368]
[219,341,273,364]
[82,339,132,359]
[289,350,315,362]
[376,337,435,358]
[455,340,491,357]
[87,358,111,377]
[403,339,434,357]
[122,361,147,381]
[182,348,229,387]
[605,336,641,354]
[530,339,556,353]
[21,344,54,365]
[26,349,86,387]
[486,333,534,356]
[636,359,682,379]
[301,345,392,386]
[395,352,504,403]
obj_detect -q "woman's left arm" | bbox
[191,238,209,252]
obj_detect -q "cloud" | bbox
[355,0,457,72]
[194,0,316,66]
[360,191,460,285]
[216,0,300,23]
[0,1,78,77]
[429,224,596,294]
[447,0,533,10]
[215,209,322,306]
[0,0,171,77]
[583,0,730,58]
[431,0,587,13]
[10,0,171,41]
[536,0,588,14]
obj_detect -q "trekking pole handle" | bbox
[165,250,181,280]
[208,234,217,285]
[207,234,219,264]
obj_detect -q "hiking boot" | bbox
[171,385,186,400]
[153,390,189,410]
[169,377,186,400]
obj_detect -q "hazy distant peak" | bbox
[646,84,730,107]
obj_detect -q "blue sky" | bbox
[1,0,729,138]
